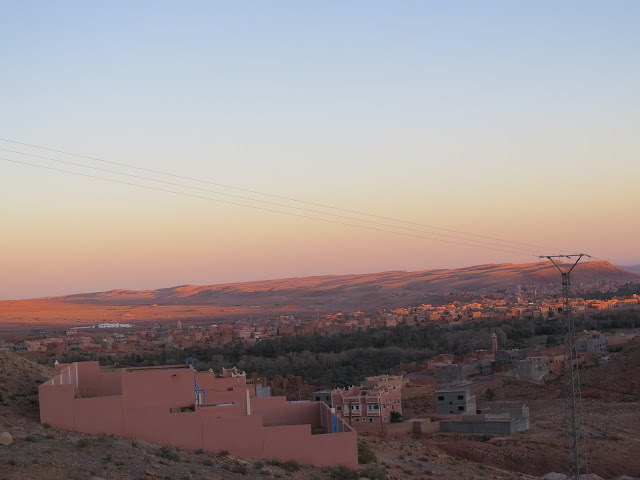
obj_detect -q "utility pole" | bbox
[540,254,590,480]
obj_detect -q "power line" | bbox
[0,156,542,258]
[0,147,546,255]
[0,137,568,253]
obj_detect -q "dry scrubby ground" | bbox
[0,426,543,480]
[400,340,640,479]
[2,344,640,480]
[425,398,640,479]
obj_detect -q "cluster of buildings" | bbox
[32,319,637,465]
[2,289,638,358]
[427,329,632,386]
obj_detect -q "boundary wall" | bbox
[40,362,357,468]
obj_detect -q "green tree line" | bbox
[55,309,640,388]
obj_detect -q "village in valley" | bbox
[4,283,637,360]
[2,274,639,479]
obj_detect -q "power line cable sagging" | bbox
[0,137,577,258]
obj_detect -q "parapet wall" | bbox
[352,419,440,436]
[440,417,529,435]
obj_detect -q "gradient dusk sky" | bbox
[1,1,639,300]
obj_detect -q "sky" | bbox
[1,1,639,300]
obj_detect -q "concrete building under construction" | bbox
[436,388,477,415]
[516,357,550,381]
[440,405,530,435]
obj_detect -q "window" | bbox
[369,417,374,422]
[355,418,360,422]
[458,406,464,411]
[336,405,342,411]
[457,395,464,400]
[315,396,320,401]
[438,396,444,401]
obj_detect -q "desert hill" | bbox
[54,260,640,310]
[1,261,637,327]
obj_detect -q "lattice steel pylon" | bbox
[541,254,590,479]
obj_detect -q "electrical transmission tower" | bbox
[541,254,590,479]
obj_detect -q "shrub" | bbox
[24,435,40,442]
[217,450,229,457]
[267,458,283,467]
[202,459,213,466]
[195,448,204,455]
[390,411,403,423]
[155,446,180,462]
[361,465,387,480]
[76,439,90,450]
[282,459,300,472]
[358,441,377,464]
[485,388,496,400]
[330,465,360,480]
[254,460,265,470]
[232,465,248,475]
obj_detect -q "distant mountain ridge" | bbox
[621,264,640,275]
[56,260,639,312]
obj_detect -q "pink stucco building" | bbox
[331,377,402,425]
[39,361,357,467]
